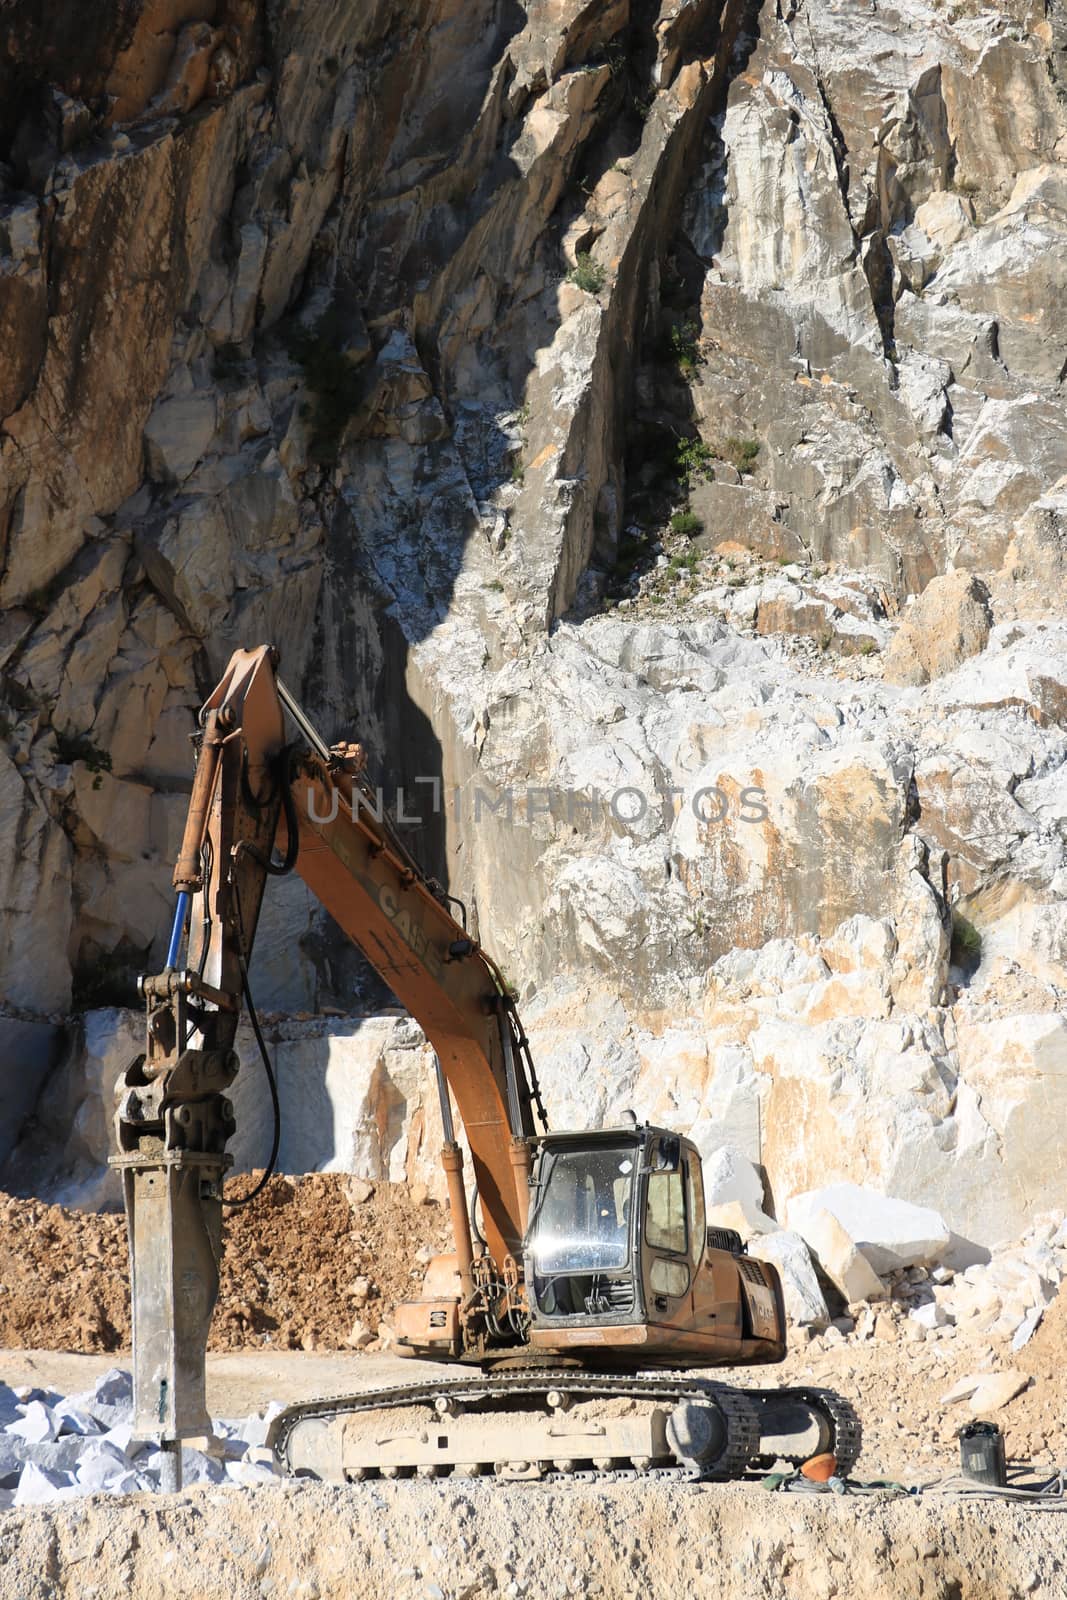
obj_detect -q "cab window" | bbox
[645,1168,687,1255]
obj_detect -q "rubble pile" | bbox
[889,1216,1067,1353]
[0,1369,282,1509]
[705,1149,1067,1351]
[0,1177,450,1353]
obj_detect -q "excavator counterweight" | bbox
[112,645,860,1488]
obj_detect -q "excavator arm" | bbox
[112,646,542,1459]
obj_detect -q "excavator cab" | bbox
[524,1124,782,1363]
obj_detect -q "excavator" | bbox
[111,644,860,1488]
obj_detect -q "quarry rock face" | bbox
[0,0,1065,1259]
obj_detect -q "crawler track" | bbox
[268,1371,860,1484]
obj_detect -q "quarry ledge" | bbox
[0,1476,1061,1600]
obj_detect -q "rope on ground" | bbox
[924,1469,1067,1508]
[760,1466,1067,1507]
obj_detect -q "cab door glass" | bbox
[645,1168,687,1255]
[649,1257,690,1297]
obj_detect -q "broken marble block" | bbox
[101,1421,149,1460]
[0,1434,25,1489]
[789,1184,950,1278]
[0,1384,21,1429]
[224,1457,281,1486]
[909,1299,952,1330]
[53,1398,104,1437]
[93,1369,133,1409]
[13,1461,78,1507]
[236,1401,285,1450]
[7,1400,58,1445]
[786,1205,886,1304]
[749,1230,829,1328]
[75,1439,144,1495]
[941,1370,1029,1415]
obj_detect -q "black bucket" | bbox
[958,1420,1007,1487]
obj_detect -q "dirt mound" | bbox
[1005,1284,1067,1458]
[0,1193,127,1351]
[0,1176,450,1354]
[1018,1283,1067,1374]
[214,1173,451,1350]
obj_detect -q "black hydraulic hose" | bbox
[222,951,281,1209]
[196,835,214,979]
[231,750,300,879]
[499,994,549,1134]
[468,1179,488,1251]
[522,1148,558,1250]
[222,877,282,1209]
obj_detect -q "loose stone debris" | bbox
[0,1367,284,1509]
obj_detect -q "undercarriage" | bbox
[269,1371,862,1484]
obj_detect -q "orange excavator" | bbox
[112,645,860,1487]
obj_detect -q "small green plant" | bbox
[675,437,715,485]
[669,509,703,537]
[723,436,760,475]
[668,548,700,578]
[668,319,700,374]
[814,625,834,653]
[950,913,982,973]
[486,579,504,594]
[510,458,525,485]
[567,252,607,294]
[55,731,112,788]
[857,638,878,657]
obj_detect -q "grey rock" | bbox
[0,1434,25,1489]
[7,1401,57,1444]
[13,1460,76,1507]
[53,1400,103,1438]
[749,1231,830,1330]
[91,1368,133,1409]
